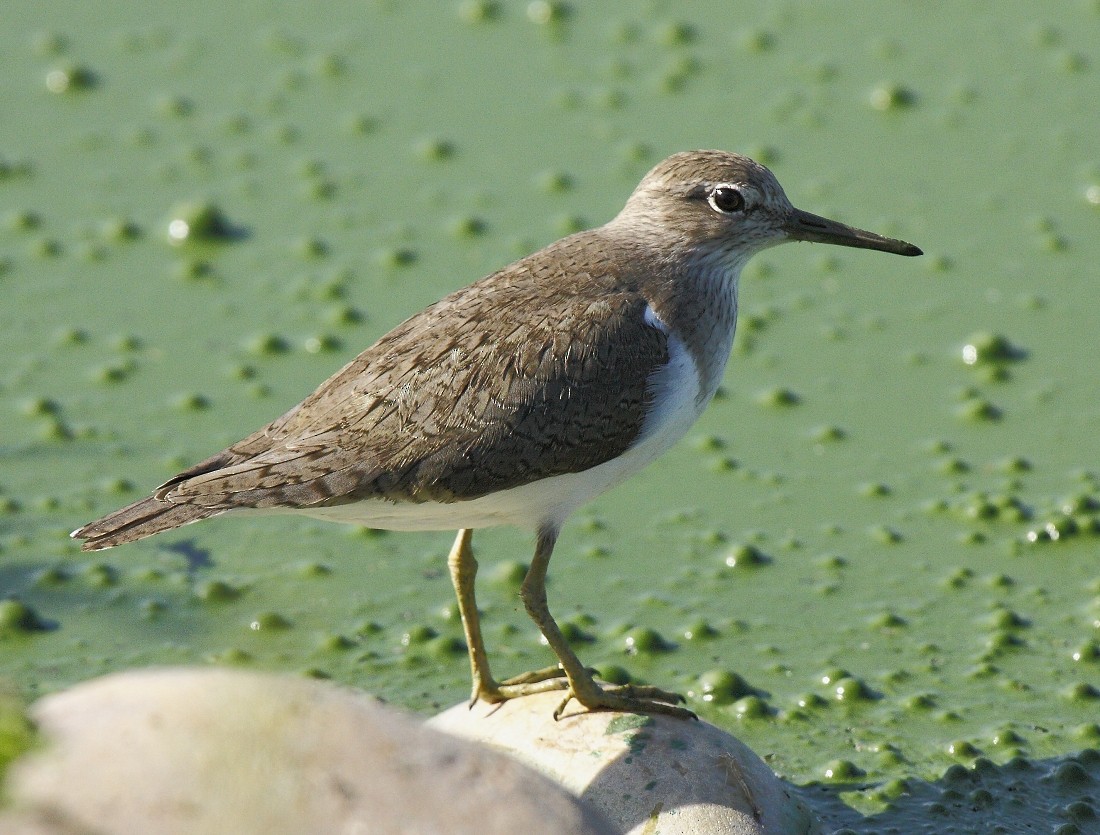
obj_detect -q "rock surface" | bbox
[1,667,613,835]
[431,691,822,835]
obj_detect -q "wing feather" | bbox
[159,238,670,510]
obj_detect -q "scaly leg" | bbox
[447,528,568,706]
[520,525,696,720]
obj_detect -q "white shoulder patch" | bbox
[643,303,671,334]
[635,304,703,448]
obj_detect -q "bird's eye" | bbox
[708,185,746,214]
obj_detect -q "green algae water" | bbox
[2,2,1100,829]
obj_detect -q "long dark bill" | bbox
[786,207,922,257]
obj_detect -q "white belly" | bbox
[291,308,715,533]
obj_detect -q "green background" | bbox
[2,1,1099,830]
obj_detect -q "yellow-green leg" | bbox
[520,525,696,720]
[447,529,568,706]
[448,527,694,719]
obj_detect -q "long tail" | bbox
[71,497,223,552]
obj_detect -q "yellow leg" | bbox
[448,526,693,718]
[520,525,696,720]
[447,529,568,706]
[448,529,496,704]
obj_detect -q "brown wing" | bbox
[159,242,670,511]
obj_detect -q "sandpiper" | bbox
[74,150,921,719]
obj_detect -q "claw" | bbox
[553,692,573,721]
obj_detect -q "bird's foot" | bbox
[555,675,696,721]
[469,666,695,720]
[468,665,570,707]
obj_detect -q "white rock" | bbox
[2,667,613,835]
[431,691,822,835]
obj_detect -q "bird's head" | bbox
[616,149,921,261]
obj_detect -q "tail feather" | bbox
[71,497,223,552]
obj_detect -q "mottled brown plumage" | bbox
[176,235,671,508]
[76,233,674,547]
[73,150,920,718]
